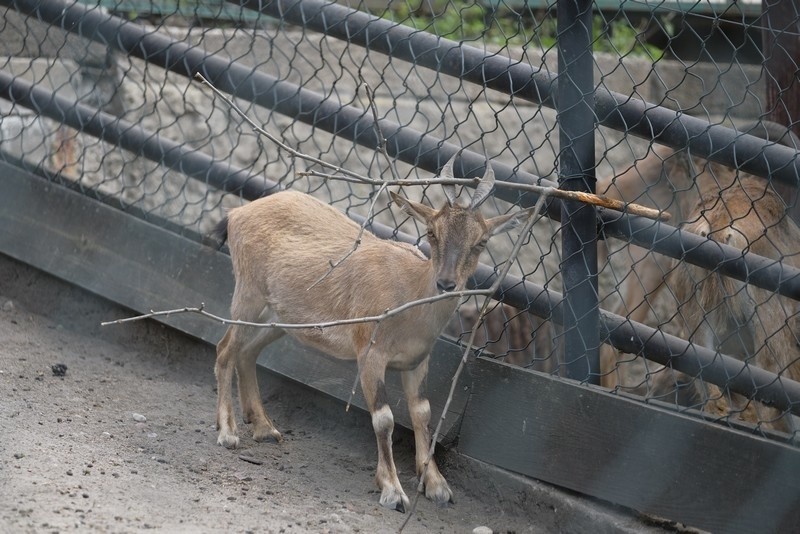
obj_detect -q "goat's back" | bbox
[224,191,452,360]
[227,190,430,303]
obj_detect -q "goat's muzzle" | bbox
[436,279,457,294]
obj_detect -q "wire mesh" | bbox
[1,0,799,441]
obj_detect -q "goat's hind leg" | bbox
[236,321,284,443]
[402,359,453,506]
[215,305,284,448]
[215,326,241,448]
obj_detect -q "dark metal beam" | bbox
[0,73,279,200]
[556,0,599,382]
[242,0,800,191]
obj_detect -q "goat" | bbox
[667,177,800,429]
[598,121,800,429]
[214,156,532,512]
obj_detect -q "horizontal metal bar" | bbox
[465,264,800,418]
[235,0,800,302]
[244,0,799,190]
[0,71,279,200]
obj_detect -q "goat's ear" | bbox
[390,191,437,223]
[486,207,534,236]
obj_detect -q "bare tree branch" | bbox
[101,286,498,330]
[306,81,402,290]
[196,72,667,223]
[195,72,372,184]
[298,171,668,221]
[297,171,482,188]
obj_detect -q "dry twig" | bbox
[196,72,667,223]
[306,81,400,290]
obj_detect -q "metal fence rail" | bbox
[2,0,800,529]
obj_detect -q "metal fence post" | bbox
[557,0,599,383]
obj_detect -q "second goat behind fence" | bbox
[213,156,533,512]
[598,121,800,432]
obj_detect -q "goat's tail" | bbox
[210,215,229,250]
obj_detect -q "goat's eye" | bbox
[473,240,488,251]
[426,229,436,240]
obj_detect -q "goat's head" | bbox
[391,156,532,294]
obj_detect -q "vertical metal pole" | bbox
[761,0,800,224]
[557,0,599,383]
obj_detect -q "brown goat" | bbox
[667,178,800,428]
[598,121,800,429]
[597,145,737,390]
[214,157,532,512]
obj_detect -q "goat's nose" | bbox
[436,279,457,293]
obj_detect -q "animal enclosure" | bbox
[1,0,799,531]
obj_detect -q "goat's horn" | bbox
[470,161,495,208]
[440,154,458,207]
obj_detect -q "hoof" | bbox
[425,478,454,507]
[217,433,240,449]
[253,427,283,443]
[379,487,410,514]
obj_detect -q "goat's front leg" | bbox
[401,359,453,506]
[360,355,409,513]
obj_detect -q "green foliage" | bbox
[380,1,664,60]
[593,16,665,61]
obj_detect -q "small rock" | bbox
[51,364,68,377]
[238,454,263,466]
[2,300,14,312]
[13,453,23,459]
[132,413,147,423]
[473,527,493,534]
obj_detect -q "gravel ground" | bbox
[0,256,677,533]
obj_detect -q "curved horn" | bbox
[440,154,458,207]
[470,161,495,208]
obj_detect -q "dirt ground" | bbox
[0,256,676,533]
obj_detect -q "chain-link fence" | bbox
[2,0,799,449]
